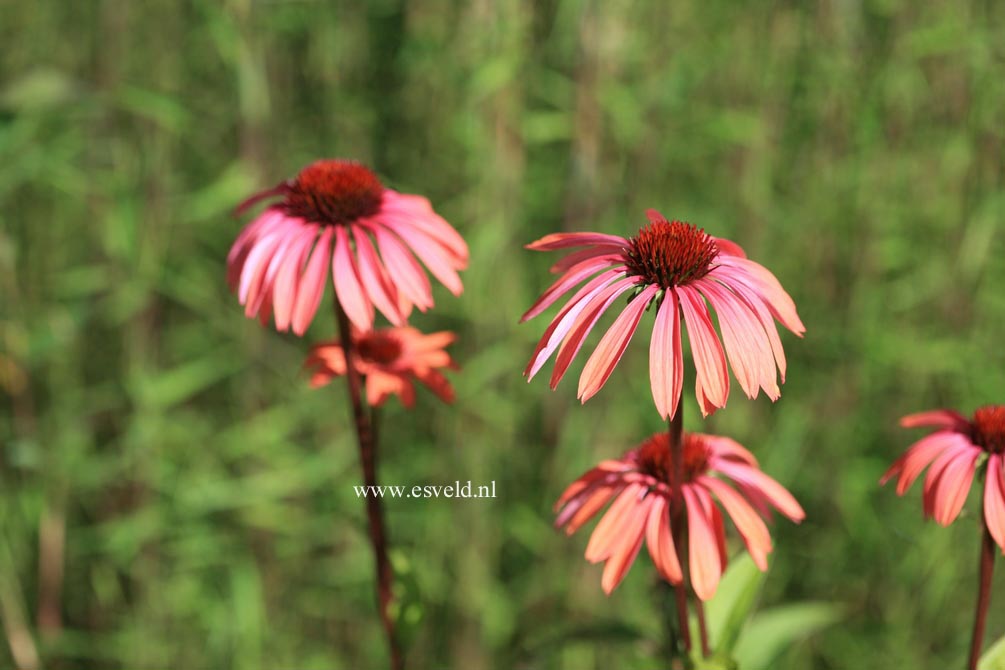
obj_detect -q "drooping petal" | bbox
[564,485,622,535]
[714,461,805,522]
[715,258,804,336]
[600,491,649,594]
[380,221,464,296]
[273,226,318,331]
[373,227,434,311]
[649,291,684,420]
[333,226,374,330]
[578,285,659,403]
[291,227,334,336]
[644,494,683,583]
[677,286,729,415]
[683,484,722,601]
[881,432,969,495]
[522,256,620,323]
[352,226,404,326]
[524,270,626,380]
[585,483,644,563]
[984,455,1005,553]
[931,446,981,526]
[699,476,772,570]
[696,279,778,400]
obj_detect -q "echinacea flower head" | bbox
[555,431,804,599]
[305,327,457,408]
[882,405,1005,551]
[228,159,468,335]
[522,210,804,419]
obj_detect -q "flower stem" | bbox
[694,596,711,657]
[333,304,403,670]
[668,399,691,655]
[969,521,995,670]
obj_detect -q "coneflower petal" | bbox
[522,256,619,323]
[683,484,722,601]
[273,227,318,331]
[291,227,334,336]
[677,286,729,415]
[373,227,434,311]
[578,285,659,402]
[526,232,628,251]
[600,491,649,594]
[645,494,683,583]
[880,431,961,495]
[586,483,644,563]
[984,455,1005,553]
[700,476,771,570]
[352,227,404,326]
[649,290,683,420]
[931,446,980,526]
[900,409,971,431]
[333,226,374,330]
[715,461,805,522]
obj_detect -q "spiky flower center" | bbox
[284,159,383,225]
[973,406,1005,454]
[635,432,710,484]
[624,218,719,289]
[356,332,402,366]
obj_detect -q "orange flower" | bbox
[305,327,457,408]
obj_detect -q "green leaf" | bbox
[733,602,842,670]
[979,634,1005,670]
[704,554,765,655]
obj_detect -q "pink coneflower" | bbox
[522,210,804,418]
[305,326,457,408]
[228,159,468,334]
[881,406,1005,546]
[555,431,804,600]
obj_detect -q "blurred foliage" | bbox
[1,0,1004,668]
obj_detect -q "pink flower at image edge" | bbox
[882,406,1005,551]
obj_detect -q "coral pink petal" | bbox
[600,491,649,594]
[523,270,624,380]
[550,277,638,389]
[677,286,730,415]
[932,446,980,526]
[720,276,788,382]
[565,485,621,535]
[649,290,684,419]
[697,279,778,400]
[373,227,433,311]
[716,258,804,335]
[645,494,683,583]
[585,483,643,563]
[900,409,971,432]
[238,230,285,307]
[984,455,1005,553]
[352,226,404,326]
[713,237,746,258]
[522,256,618,323]
[382,222,464,296]
[550,248,622,274]
[881,432,965,495]
[333,226,374,330]
[273,227,317,331]
[700,476,771,570]
[526,232,628,251]
[380,191,469,263]
[683,485,722,601]
[714,461,805,522]
[578,285,659,403]
[291,227,334,336]
[706,436,759,467]
[921,446,965,519]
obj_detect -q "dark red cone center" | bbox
[625,215,719,289]
[635,432,710,484]
[973,406,1005,454]
[284,159,384,225]
[356,332,403,366]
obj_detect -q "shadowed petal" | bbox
[333,226,374,330]
[677,286,729,415]
[683,484,722,601]
[649,291,683,420]
[985,455,1005,553]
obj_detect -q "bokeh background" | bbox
[2,1,1005,668]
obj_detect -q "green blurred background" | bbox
[2,1,1004,668]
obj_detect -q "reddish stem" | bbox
[334,303,403,670]
[969,521,995,670]
[668,400,691,655]
[695,597,711,657]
